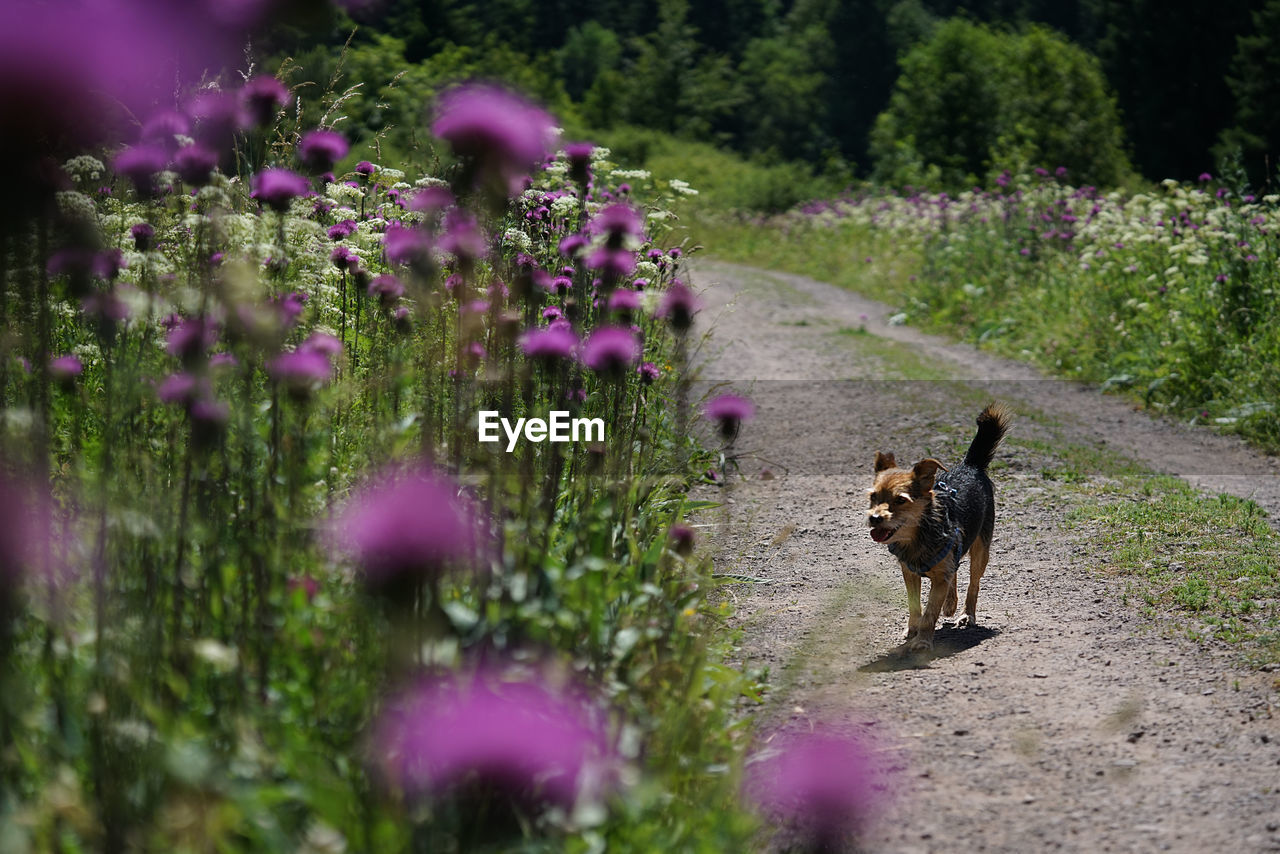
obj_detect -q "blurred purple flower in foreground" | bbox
[657,280,702,332]
[173,143,219,186]
[252,168,309,212]
[581,327,641,377]
[0,476,63,595]
[705,393,755,439]
[113,143,169,199]
[0,0,250,227]
[298,129,349,175]
[431,84,556,198]
[332,465,483,589]
[746,727,881,852]
[371,668,611,809]
[49,354,84,384]
[521,325,579,363]
[240,75,289,128]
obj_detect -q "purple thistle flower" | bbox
[668,523,695,555]
[0,474,65,594]
[300,331,343,359]
[586,246,636,279]
[157,372,200,405]
[173,143,218,186]
[298,129,349,175]
[273,291,307,328]
[409,185,455,214]
[370,668,610,808]
[704,393,755,439]
[332,465,483,587]
[49,354,83,384]
[438,209,487,262]
[368,273,405,307]
[331,246,356,271]
[189,396,229,427]
[564,140,594,184]
[521,325,579,362]
[638,361,660,385]
[559,233,588,257]
[1198,172,1212,182]
[657,281,701,332]
[140,110,191,149]
[431,84,556,198]
[251,168,309,212]
[187,88,244,152]
[327,219,358,241]
[581,327,641,377]
[240,75,289,128]
[591,204,645,244]
[745,728,880,851]
[113,143,168,199]
[607,288,641,316]
[130,222,155,251]
[267,348,333,391]
[166,316,219,365]
[383,223,433,273]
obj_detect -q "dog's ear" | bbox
[874,452,896,472]
[910,458,944,492]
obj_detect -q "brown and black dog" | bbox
[866,404,1010,652]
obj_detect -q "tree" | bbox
[1220,0,1280,185]
[870,18,1132,188]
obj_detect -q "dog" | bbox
[866,404,1010,653]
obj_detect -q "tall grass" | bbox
[0,72,768,850]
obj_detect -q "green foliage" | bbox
[597,126,846,213]
[558,21,623,101]
[1065,477,1280,659]
[1219,0,1280,185]
[870,18,1133,189]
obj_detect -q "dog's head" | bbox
[866,453,944,544]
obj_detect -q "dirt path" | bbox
[691,260,1280,853]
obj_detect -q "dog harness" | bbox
[888,477,964,576]
[889,525,964,576]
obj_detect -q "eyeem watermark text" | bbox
[478,410,605,452]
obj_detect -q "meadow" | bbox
[695,168,1280,451]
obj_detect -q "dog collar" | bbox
[889,525,964,576]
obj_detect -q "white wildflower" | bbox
[192,639,238,673]
[668,179,698,196]
[550,195,579,218]
[502,229,533,253]
[56,191,97,222]
[63,156,105,183]
[326,182,364,204]
[610,169,651,182]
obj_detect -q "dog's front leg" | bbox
[900,565,922,641]
[905,566,952,653]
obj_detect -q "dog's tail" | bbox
[962,403,1011,470]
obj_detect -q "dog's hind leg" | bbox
[943,572,958,618]
[960,535,989,628]
[901,565,922,640]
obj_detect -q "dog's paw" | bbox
[904,636,934,654]
[956,613,977,629]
